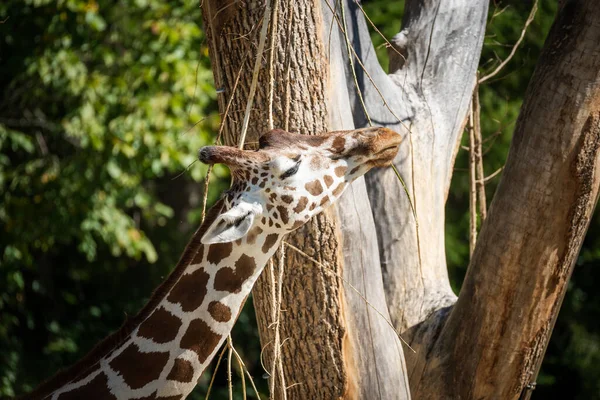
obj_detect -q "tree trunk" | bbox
[405,1,600,398]
[201,1,408,399]
[201,0,600,399]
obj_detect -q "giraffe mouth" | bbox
[371,144,400,166]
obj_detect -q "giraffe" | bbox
[21,126,401,400]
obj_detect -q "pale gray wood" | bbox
[337,0,488,331]
[410,2,600,397]
[322,5,410,396]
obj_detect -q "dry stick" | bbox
[478,167,503,184]
[479,0,538,84]
[266,260,278,391]
[172,159,198,181]
[200,50,250,223]
[238,0,273,149]
[468,107,477,257]
[338,0,372,126]
[351,0,406,62]
[283,241,416,353]
[264,2,288,398]
[200,165,214,225]
[282,0,295,132]
[227,335,234,400]
[231,344,263,400]
[183,116,208,135]
[204,345,229,400]
[276,245,288,400]
[472,84,487,221]
[267,0,280,131]
[235,350,247,400]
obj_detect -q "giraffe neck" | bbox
[28,200,284,400]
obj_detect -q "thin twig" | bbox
[238,0,273,149]
[468,107,477,257]
[200,165,213,224]
[391,165,417,223]
[472,83,487,221]
[276,245,287,400]
[477,167,503,183]
[204,344,229,400]
[231,345,263,400]
[182,116,208,136]
[269,244,287,399]
[172,160,198,181]
[200,49,249,222]
[227,336,234,400]
[479,0,538,84]
[267,0,280,131]
[283,0,295,131]
[338,0,372,126]
[351,0,406,62]
[235,350,247,399]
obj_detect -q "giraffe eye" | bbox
[280,160,301,179]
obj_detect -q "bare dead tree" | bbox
[200,0,600,399]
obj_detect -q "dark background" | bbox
[0,0,598,398]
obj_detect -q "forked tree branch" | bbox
[410,2,600,398]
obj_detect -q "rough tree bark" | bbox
[404,2,600,398]
[201,0,600,399]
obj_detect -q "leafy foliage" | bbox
[0,0,231,397]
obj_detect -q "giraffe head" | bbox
[198,127,401,244]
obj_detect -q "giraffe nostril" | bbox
[198,147,212,163]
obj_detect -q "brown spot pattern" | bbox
[334,166,347,177]
[166,268,210,312]
[305,180,324,196]
[350,166,360,175]
[291,220,304,230]
[281,195,294,204]
[294,197,308,213]
[262,234,278,254]
[276,206,289,224]
[180,318,221,363]
[246,226,262,245]
[191,246,204,265]
[319,196,329,207]
[208,301,232,322]
[57,372,116,400]
[138,307,182,343]
[131,395,157,400]
[109,343,169,389]
[331,136,346,152]
[323,175,334,188]
[214,254,257,293]
[166,358,194,383]
[207,242,233,264]
[332,182,346,197]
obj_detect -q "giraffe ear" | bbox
[201,202,262,244]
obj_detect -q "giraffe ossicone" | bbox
[23,127,400,400]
